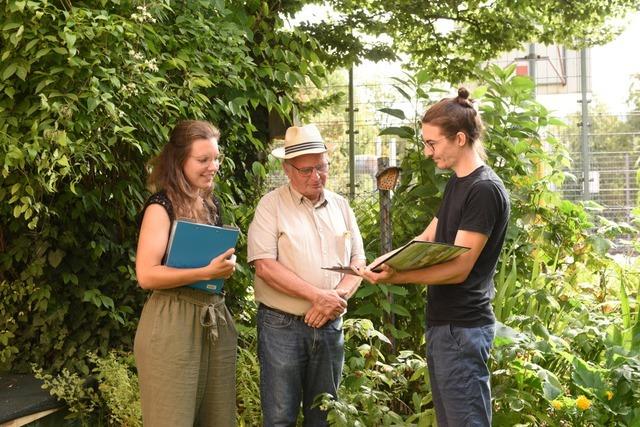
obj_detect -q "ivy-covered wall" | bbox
[0,0,325,373]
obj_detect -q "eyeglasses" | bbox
[422,136,449,151]
[287,162,330,177]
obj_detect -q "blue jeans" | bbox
[257,305,344,427]
[426,323,495,427]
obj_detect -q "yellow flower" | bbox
[576,395,591,411]
[551,400,563,410]
[605,391,614,400]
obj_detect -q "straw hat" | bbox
[271,124,327,159]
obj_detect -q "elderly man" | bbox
[248,124,366,426]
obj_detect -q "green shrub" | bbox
[0,0,324,374]
[236,323,262,426]
[34,351,140,426]
[321,318,436,426]
[343,65,640,425]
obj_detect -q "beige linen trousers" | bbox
[134,287,237,427]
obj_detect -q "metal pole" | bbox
[625,153,630,219]
[377,156,395,352]
[348,66,356,200]
[528,43,536,98]
[579,48,591,200]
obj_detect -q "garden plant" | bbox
[1,0,639,426]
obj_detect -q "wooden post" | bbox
[377,157,395,352]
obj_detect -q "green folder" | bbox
[370,240,469,272]
[323,240,469,275]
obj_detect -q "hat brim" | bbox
[271,146,328,159]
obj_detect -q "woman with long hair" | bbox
[134,120,237,426]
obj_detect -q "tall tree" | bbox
[297,0,639,82]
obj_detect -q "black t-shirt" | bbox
[427,165,510,328]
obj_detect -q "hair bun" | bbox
[456,87,475,109]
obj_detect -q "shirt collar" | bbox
[288,185,328,208]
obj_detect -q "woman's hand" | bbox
[205,248,236,279]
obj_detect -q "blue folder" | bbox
[165,220,240,293]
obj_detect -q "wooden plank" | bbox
[0,407,62,427]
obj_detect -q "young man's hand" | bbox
[359,263,396,284]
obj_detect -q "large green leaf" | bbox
[572,357,606,394]
[378,126,415,139]
[538,369,563,400]
[378,108,406,120]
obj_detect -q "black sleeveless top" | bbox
[138,190,223,228]
[138,191,224,267]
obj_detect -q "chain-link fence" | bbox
[562,150,639,223]
[267,80,640,234]
[556,112,640,224]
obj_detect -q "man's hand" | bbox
[304,289,346,328]
[360,263,396,284]
[335,287,350,299]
